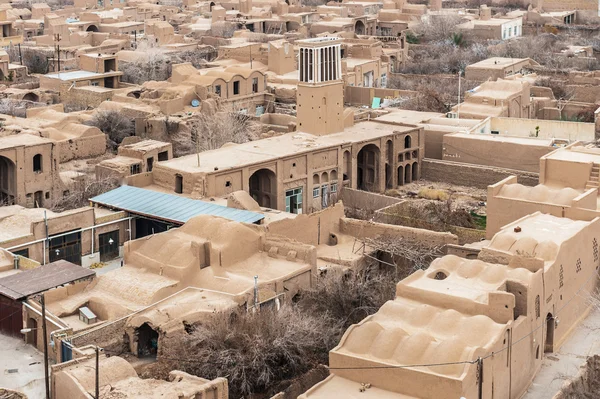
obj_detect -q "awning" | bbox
[0,260,96,301]
[90,185,265,225]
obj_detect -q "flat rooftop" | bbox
[448,132,554,147]
[543,145,600,164]
[157,121,416,174]
[0,133,53,150]
[45,70,105,81]
[467,57,531,70]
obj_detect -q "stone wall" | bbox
[71,318,129,355]
[421,159,539,189]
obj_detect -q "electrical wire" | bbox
[0,309,21,324]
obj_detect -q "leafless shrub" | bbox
[424,199,477,228]
[52,177,120,212]
[302,0,328,6]
[296,263,397,327]
[85,110,135,150]
[169,48,217,67]
[164,307,341,398]
[121,43,171,84]
[400,42,488,75]
[6,46,49,74]
[173,108,259,156]
[0,99,45,118]
[210,21,237,38]
[388,76,480,112]
[413,15,464,43]
[360,236,444,273]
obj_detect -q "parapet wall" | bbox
[340,218,458,248]
[422,159,539,189]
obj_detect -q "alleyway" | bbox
[0,333,46,398]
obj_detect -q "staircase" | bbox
[585,163,600,192]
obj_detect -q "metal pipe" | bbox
[41,294,50,399]
[23,301,67,329]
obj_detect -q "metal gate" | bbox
[61,340,73,362]
[98,230,119,262]
[49,230,82,265]
[0,297,22,337]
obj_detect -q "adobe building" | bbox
[487,143,600,238]
[522,0,600,16]
[0,134,63,208]
[301,211,600,399]
[457,6,523,41]
[52,355,228,399]
[123,37,423,215]
[96,139,173,179]
[0,205,130,267]
[39,53,124,107]
[24,213,316,362]
[451,79,534,120]
[465,57,539,82]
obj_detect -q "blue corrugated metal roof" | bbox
[90,185,264,224]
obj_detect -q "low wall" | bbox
[340,218,458,248]
[373,208,485,245]
[421,159,539,189]
[339,188,402,218]
[70,318,128,355]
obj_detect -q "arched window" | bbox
[404,135,411,149]
[33,154,42,173]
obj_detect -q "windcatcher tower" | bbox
[296,37,344,135]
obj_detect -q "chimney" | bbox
[480,5,492,21]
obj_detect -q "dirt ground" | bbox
[385,179,488,217]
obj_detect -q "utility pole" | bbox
[95,346,100,399]
[41,294,50,399]
[457,70,461,121]
[477,357,483,399]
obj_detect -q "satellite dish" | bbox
[191,99,200,107]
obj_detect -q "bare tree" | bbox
[413,15,464,43]
[85,110,135,150]
[121,43,171,84]
[52,176,120,212]
[163,307,341,398]
[210,21,237,38]
[360,235,444,274]
[172,108,259,156]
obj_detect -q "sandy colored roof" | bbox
[120,139,169,152]
[334,295,504,378]
[497,183,581,206]
[0,133,53,150]
[489,213,590,262]
[302,375,416,399]
[402,255,535,303]
[467,57,537,70]
[0,206,53,242]
[544,145,600,164]
[157,121,415,174]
